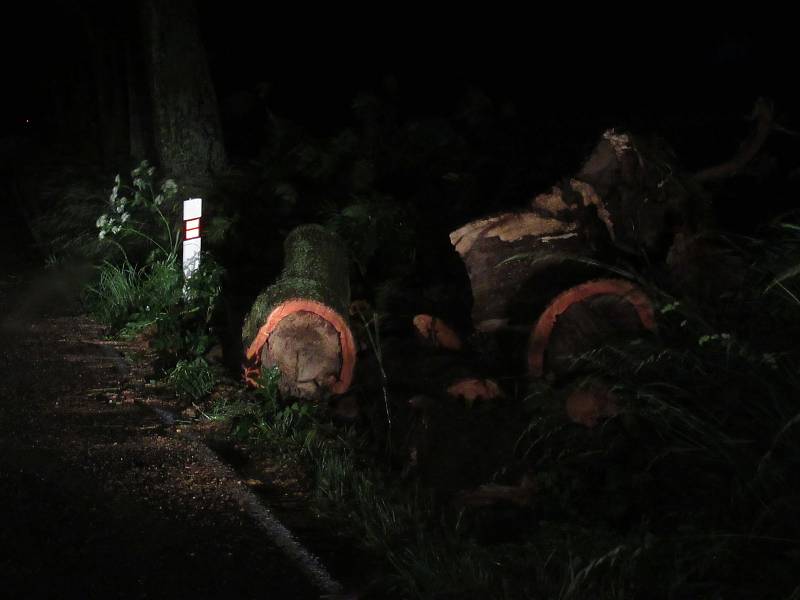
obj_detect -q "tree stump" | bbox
[242,224,356,400]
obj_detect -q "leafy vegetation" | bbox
[85,160,224,398]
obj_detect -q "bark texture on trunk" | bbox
[141,0,227,177]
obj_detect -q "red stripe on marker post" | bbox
[185,218,201,240]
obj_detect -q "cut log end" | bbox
[413,314,463,351]
[447,378,504,403]
[244,299,356,400]
[262,311,341,398]
[528,279,657,377]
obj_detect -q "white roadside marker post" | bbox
[182,197,202,297]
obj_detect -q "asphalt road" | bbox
[0,222,324,599]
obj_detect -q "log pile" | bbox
[232,103,779,504]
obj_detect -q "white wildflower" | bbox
[111,225,121,234]
[98,230,106,240]
[120,212,130,223]
[161,179,178,195]
[96,214,108,228]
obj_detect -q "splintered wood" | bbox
[448,179,610,333]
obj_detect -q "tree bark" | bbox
[141,0,226,177]
[242,225,356,400]
[575,129,707,256]
[83,8,130,166]
[126,38,152,161]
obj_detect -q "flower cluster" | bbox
[95,160,179,241]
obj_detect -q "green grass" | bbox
[85,256,182,333]
[168,357,217,401]
[207,368,511,597]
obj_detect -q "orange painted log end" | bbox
[413,314,463,351]
[528,278,657,377]
[243,298,357,395]
[447,378,504,403]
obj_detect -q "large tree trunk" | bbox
[126,38,152,161]
[242,225,356,400]
[141,0,226,177]
[83,8,130,167]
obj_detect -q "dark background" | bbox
[3,6,797,163]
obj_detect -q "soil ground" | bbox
[0,221,327,599]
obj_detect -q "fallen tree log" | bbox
[450,129,698,337]
[241,224,356,399]
[574,129,706,257]
[448,189,606,333]
[528,278,657,377]
[449,133,670,429]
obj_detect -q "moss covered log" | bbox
[242,224,355,399]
